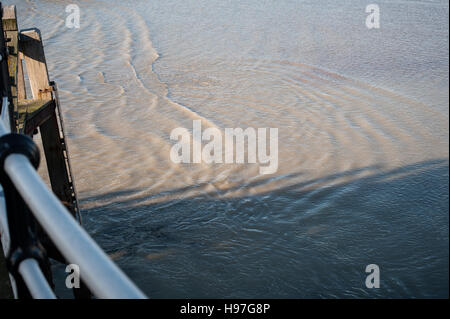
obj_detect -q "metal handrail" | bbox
[18,259,56,299]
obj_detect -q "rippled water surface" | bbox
[8,0,449,297]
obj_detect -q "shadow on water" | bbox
[79,159,449,298]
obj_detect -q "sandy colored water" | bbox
[4,0,448,297]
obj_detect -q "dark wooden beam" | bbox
[2,5,19,131]
[40,113,75,215]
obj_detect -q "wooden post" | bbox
[2,5,18,130]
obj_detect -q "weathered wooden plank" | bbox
[18,98,52,115]
[1,5,17,30]
[19,28,52,100]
